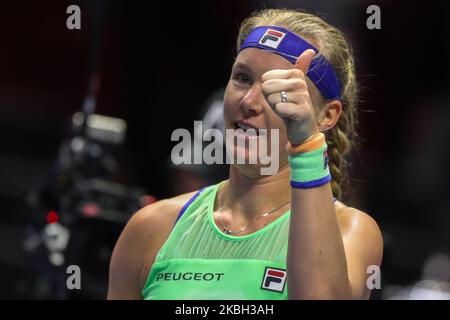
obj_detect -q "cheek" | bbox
[223,82,240,120]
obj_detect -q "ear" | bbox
[317,100,342,132]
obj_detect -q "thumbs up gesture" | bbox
[261,49,318,145]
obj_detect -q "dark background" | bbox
[0,0,449,299]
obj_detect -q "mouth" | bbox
[234,120,266,136]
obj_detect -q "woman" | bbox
[107,8,383,300]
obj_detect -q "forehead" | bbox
[233,48,293,74]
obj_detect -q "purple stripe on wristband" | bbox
[290,174,332,189]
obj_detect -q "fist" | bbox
[261,49,318,145]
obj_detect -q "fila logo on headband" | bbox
[258,29,286,49]
[261,267,287,293]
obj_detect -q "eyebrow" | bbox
[232,62,251,72]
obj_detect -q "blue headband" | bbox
[239,26,342,100]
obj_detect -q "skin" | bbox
[107,46,383,300]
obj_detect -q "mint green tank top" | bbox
[141,181,291,300]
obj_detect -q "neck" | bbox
[221,163,292,223]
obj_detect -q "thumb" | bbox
[294,49,316,75]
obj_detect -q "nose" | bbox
[240,84,264,116]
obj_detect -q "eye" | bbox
[233,72,252,86]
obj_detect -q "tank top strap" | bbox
[173,188,206,227]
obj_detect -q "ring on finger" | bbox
[280,91,288,103]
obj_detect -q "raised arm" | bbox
[261,49,383,299]
[288,184,383,299]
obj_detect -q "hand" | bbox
[261,49,318,145]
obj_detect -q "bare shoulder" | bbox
[118,190,200,256]
[334,200,383,247]
[121,189,200,263]
[334,201,384,299]
[130,190,199,235]
[107,190,198,299]
[334,201,384,272]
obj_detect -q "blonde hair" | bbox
[237,8,358,199]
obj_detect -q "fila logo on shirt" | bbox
[258,29,286,49]
[261,267,287,293]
